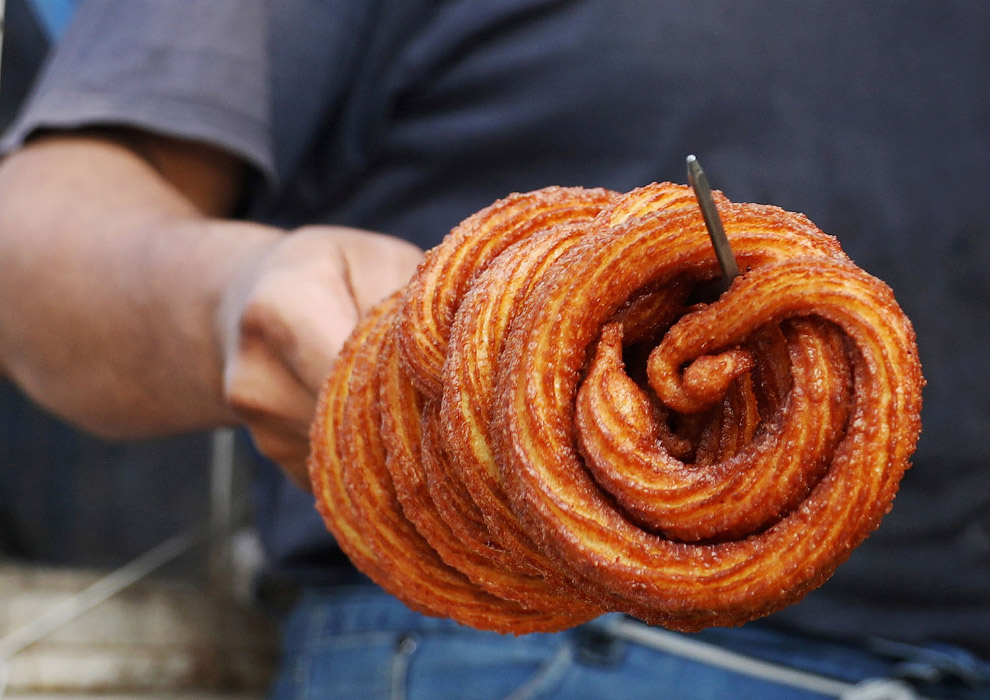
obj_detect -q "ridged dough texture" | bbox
[308,182,924,634]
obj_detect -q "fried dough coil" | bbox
[309,182,924,634]
[310,293,584,633]
[397,186,616,399]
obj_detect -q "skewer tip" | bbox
[684,154,740,290]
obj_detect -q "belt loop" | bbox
[574,615,627,668]
[390,632,419,700]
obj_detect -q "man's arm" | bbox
[0,130,260,434]
[0,131,422,486]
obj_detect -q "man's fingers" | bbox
[334,230,424,316]
[225,352,314,490]
[247,419,312,490]
[235,249,359,395]
[224,336,316,426]
[216,226,423,489]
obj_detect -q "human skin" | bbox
[0,130,423,487]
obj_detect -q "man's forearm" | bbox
[0,134,279,437]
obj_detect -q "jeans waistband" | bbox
[279,585,990,700]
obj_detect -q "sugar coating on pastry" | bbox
[308,182,924,634]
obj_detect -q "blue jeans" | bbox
[268,586,990,700]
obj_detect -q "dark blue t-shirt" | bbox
[5,0,990,656]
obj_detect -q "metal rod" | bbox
[687,155,740,291]
[209,427,237,597]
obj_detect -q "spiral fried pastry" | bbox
[309,182,924,634]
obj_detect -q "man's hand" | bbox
[0,130,421,491]
[217,226,422,488]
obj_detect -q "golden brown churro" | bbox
[309,182,924,633]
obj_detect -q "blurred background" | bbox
[0,4,277,697]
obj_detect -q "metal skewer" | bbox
[687,155,739,292]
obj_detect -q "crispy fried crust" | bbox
[308,183,924,633]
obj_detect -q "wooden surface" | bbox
[0,565,278,698]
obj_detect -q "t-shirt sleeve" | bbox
[0,0,277,187]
